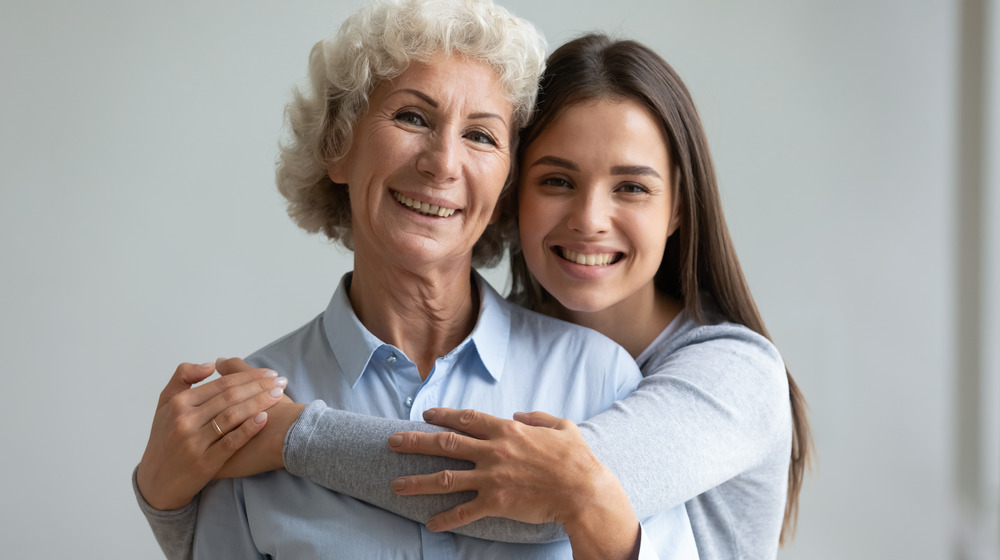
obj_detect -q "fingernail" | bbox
[200,362,213,368]
[254,411,267,424]
[269,387,284,398]
[426,519,441,532]
[263,370,278,378]
[423,409,437,421]
[390,478,405,491]
[388,435,403,447]
[274,376,288,387]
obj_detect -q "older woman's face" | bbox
[329,54,513,272]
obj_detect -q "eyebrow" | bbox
[390,89,507,125]
[529,156,662,179]
[610,165,662,178]
[528,155,579,171]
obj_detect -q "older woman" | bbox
[135,0,697,558]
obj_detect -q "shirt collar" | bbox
[322,272,511,386]
[467,271,510,381]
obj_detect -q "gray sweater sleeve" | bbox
[136,320,788,554]
[282,401,567,543]
[282,321,788,538]
[133,467,198,560]
[578,321,790,519]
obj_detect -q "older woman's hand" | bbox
[386,408,638,534]
[135,362,287,510]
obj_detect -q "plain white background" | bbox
[0,0,996,558]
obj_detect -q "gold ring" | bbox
[210,418,224,437]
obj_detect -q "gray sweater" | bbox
[136,315,792,559]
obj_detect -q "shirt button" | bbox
[387,354,397,363]
[404,396,414,408]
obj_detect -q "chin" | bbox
[552,294,610,315]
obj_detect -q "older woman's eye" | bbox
[395,111,427,126]
[465,130,497,146]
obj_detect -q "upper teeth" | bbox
[393,192,456,217]
[561,248,617,266]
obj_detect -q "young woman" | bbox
[137,32,810,560]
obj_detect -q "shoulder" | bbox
[505,301,640,383]
[507,301,627,354]
[644,317,790,426]
[652,317,785,380]
[245,313,326,372]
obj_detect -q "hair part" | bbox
[277,0,546,267]
[509,33,812,544]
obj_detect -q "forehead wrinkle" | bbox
[387,88,438,107]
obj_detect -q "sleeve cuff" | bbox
[282,399,328,478]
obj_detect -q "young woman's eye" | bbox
[617,182,650,194]
[465,130,497,146]
[541,177,572,188]
[395,111,426,127]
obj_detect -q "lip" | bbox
[548,243,625,280]
[391,189,461,219]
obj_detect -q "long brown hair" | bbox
[508,33,811,545]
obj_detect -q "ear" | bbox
[667,203,682,237]
[666,165,682,236]
[327,158,347,184]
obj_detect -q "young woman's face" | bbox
[518,98,678,316]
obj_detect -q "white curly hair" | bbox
[276,0,546,266]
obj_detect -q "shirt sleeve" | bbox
[133,466,197,560]
[579,323,791,519]
[637,524,662,560]
[191,478,264,560]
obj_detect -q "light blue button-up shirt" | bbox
[193,273,696,559]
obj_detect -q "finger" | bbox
[389,468,478,496]
[158,362,215,407]
[185,369,281,407]
[387,430,486,461]
[512,411,569,430]
[207,385,286,435]
[216,357,253,376]
[205,411,269,467]
[421,407,507,438]
[197,375,288,424]
[425,500,490,532]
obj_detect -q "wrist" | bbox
[561,466,641,560]
[271,402,307,468]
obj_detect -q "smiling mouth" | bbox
[393,191,457,218]
[555,247,623,266]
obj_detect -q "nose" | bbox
[566,190,611,235]
[416,132,460,184]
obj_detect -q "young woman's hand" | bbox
[386,408,641,559]
[135,362,287,510]
[212,357,307,478]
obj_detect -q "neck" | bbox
[553,287,681,358]
[349,255,479,379]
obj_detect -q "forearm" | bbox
[285,401,565,543]
[133,467,196,560]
